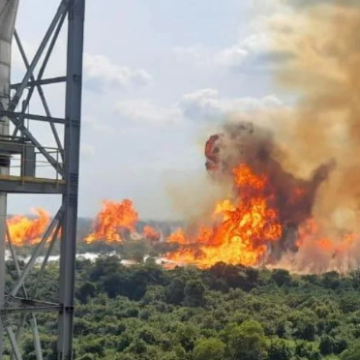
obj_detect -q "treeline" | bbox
[12,233,176,261]
[6,257,360,359]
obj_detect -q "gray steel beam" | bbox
[10,207,63,298]
[10,77,66,90]
[11,9,66,141]
[11,32,39,138]
[6,227,31,360]
[0,0,19,354]
[11,314,27,360]
[6,227,29,297]
[4,305,60,314]
[0,109,67,125]
[13,30,64,158]
[32,224,61,298]
[6,116,65,176]
[8,0,69,112]
[37,11,67,82]
[4,0,69,176]
[0,190,8,356]
[14,23,66,160]
[7,326,23,360]
[0,1,86,358]
[10,298,60,308]
[30,317,43,360]
[58,1,85,358]
[0,178,65,194]
[3,297,61,314]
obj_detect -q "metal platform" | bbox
[0,174,65,193]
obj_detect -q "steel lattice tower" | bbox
[0,0,85,359]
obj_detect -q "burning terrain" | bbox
[7,114,360,273]
[6,200,161,248]
[164,0,360,273]
[165,122,338,270]
[6,1,360,273]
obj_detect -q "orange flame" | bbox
[167,228,186,244]
[85,199,138,244]
[7,209,50,246]
[143,225,160,241]
[166,164,282,267]
[297,219,356,259]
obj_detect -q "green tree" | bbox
[227,320,268,360]
[138,326,158,345]
[341,342,360,360]
[288,310,317,341]
[142,285,166,305]
[127,338,147,355]
[184,279,206,307]
[176,324,198,352]
[76,281,97,304]
[77,355,95,360]
[80,338,105,357]
[350,268,360,289]
[321,271,341,289]
[193,338,226,360]
[166,278,185,305]
[272,269,292,287]
[319,335,335,356]
[295,341,321,360]
[122,240,150,263]
[268,338,293,360]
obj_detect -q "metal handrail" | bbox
[0,141,64,184]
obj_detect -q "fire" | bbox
[164,121,340,270]
[166,164,283,267]
[297,219,356,260]
[143,225,160,241]
[85,199,138,244]
[7,209,50,246]
[167,229,186,244]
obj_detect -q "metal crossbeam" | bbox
[3,1,69,177]
[3,305,61,314]
[14,26,65,159]
[0,176,65,194]
[3,297,61,314]
[6,227,43,360]
[0,1,85,359]
[0,110,66,125]
[10,77,67,90]
[8,0,69,112]
[10,207,63,298]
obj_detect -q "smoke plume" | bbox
[264,0,360,271]
[166,0,360,273]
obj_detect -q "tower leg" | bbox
[0,192,7,356]
[57,0,85,358]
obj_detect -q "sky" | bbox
[8,0,282,220]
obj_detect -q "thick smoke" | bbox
[267,1,360,271]
[268,4,360,229]
[259,1,360,271]
[205,121,334,260]
[214,1,360,271]
[167,0,360,272]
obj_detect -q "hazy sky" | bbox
[8,0,280,219]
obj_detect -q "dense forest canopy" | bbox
[6,256,360,360]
